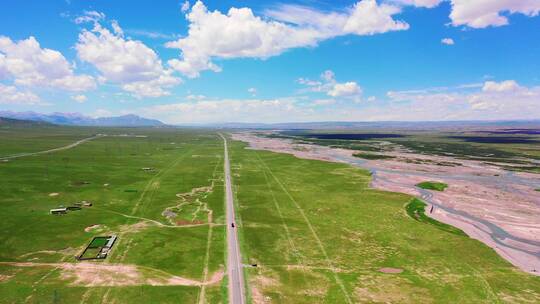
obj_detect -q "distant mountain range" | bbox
[2,111,539,130]
[0,111,165,127]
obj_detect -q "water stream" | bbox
[331,153,540,259]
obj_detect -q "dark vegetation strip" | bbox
[405,199,466,236]
[352,153,394,160]
[448,136,540,144]
[293,133,406,140]
[475,129,540,135]
[416,181,448,191]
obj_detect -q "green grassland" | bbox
[416,181,449,191]
[405,199,465,236]
[0,126,226,303]
[229,140,540,303]
[0,123,94,157]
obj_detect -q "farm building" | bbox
[78,235,118,260]
[50,208,67,215]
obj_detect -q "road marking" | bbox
[219,133,246,304]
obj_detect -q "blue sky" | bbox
[1,0,540,123]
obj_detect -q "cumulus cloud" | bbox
[137,97,302,123]
[248,87,257,96]
[0,36,95,91]
[74,10,105,24]
[312,98,336,106]
[75,13,181,98]
[0,83,42,105]
[391,0,443,8]
[328,82,362,97]
[71,94,87,103]
[181,1,191,13]
[441,38,454,45]
[298,70,363,100]
[166,0,409,77]
[127,80,540,124]
[343,0,409,35]
[448,0,540,28]
[482,80,522,92]
[124,29,178,40]
[396,0,540,28]
[386,80,540,120]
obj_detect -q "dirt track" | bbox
[0,135,103,160]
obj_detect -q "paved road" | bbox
[0,135,103,161]
[220,133,246,304]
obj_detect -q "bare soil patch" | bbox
[0,262,224,287]
[0,274,13,282]
[84,224,101,232]
[379,267,403,274]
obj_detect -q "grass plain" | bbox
[405,198,465,236]
[230,139,540,303]
[1,121,540,303]
[0,123,227,303]
[416,181,449,191]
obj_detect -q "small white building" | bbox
[50,208,67,215]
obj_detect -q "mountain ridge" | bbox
[0,111,165,127]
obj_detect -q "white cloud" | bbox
[299,70,363,99]
[186,94,206,101]
[449,0,540,28]
[181,1,191,13]
[312,98,336,106]
[137,97,302,123]
[128,80,540,124]
[71,94,87,103]
[297,78,322,87]
[75,15,181,98]
[166,0,409,77]
[124,29,177,40]
[75,10,105,24]
[0,36,95,91]
[0,83,42,105]
[391,0,443,8]
[386,80,540,120]
[441,38,454,45]
[395,1,540,28]
[482,80,521,92]
[248,87,257,96]
[328,82,362,97]
[111,20,124,36]
[343,0,409,35]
